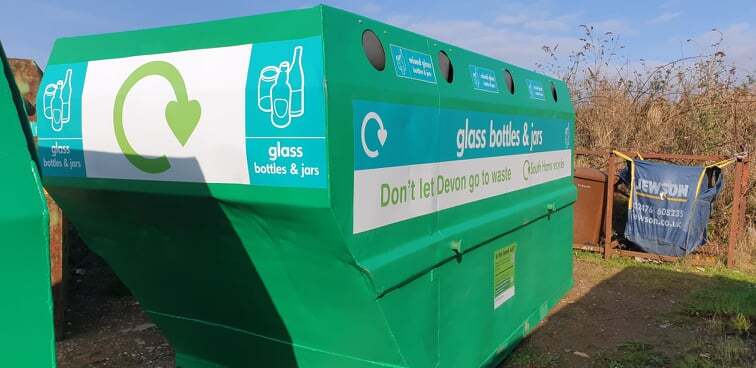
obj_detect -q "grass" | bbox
[685,277,756,318]
[574,250,756,281]
[674,336,753,368]
[506,347,561,368]
[575,251,756,318]
[574,251,755,368]
[597,342,669,368]
[502,252,756,367]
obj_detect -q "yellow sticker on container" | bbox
[494,243,516,309]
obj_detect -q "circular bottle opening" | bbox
[551,82,558,102]
[504,69,515,94]
[438,50,454,83]
[362,30,386,71]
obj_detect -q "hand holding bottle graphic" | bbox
[43,68,73,132]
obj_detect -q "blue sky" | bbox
[1,0,754,74]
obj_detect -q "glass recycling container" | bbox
[37,5,576,367]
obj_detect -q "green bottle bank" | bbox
[0,42,56,367]
[37,5,576,367]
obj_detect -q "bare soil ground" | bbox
[57,245,755,368]
[501,254,756,368]
[56,240,173,368]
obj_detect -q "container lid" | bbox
[575,167,608,182]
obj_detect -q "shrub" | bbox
[540,26,755,262]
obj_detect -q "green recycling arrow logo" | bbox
[113,61,201,174]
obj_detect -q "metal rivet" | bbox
[451,240,462,254]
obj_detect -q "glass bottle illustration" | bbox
[257,66,279,112]
[289,46,304,118]
[52,81,64,128]
[270,61,292,128]
[395,49,407,75]
[60,69,72,122]
[43,84,56,123]
[256,46,305,129]
[43,68,73,132]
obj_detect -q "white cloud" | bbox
[523,18,573,32]
[384,14,584,74]
[491,3,582,32]
[717,23,756,72]
[320,0,383,16]
[495,14,529,26]
[658,0,682,10]
[592,19,637,35]
[648,12,682,24]
[345,2,650,78]
[674,24,756,74]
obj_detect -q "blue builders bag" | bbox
[616,152,732,256]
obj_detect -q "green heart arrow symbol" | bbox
[114,61,201,174]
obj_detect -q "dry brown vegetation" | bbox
[538,26,755,268]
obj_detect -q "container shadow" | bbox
[47,150,297,367]
[499,263,755,368]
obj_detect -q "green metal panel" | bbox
[0,41,56,367]
[38,5,575,367]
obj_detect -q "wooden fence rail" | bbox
[573,148,750,267]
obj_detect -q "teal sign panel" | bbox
[245,36,327,188]
[353,100,572,170]
[36,62,87,177]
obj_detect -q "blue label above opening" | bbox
[526,79,546,101]
[389,44,437,84]
[469,65,499,93]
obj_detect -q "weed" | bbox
[704,317,725,336]
[507,347,561,368]
[712,336,752,366]
[597,341,669,368]
[672,354,714,368]
[730,313,751,336]
[674,317,754,368]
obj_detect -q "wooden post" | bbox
[603,151,615,259]
[737,158,749,235]
[726,157,745,268]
